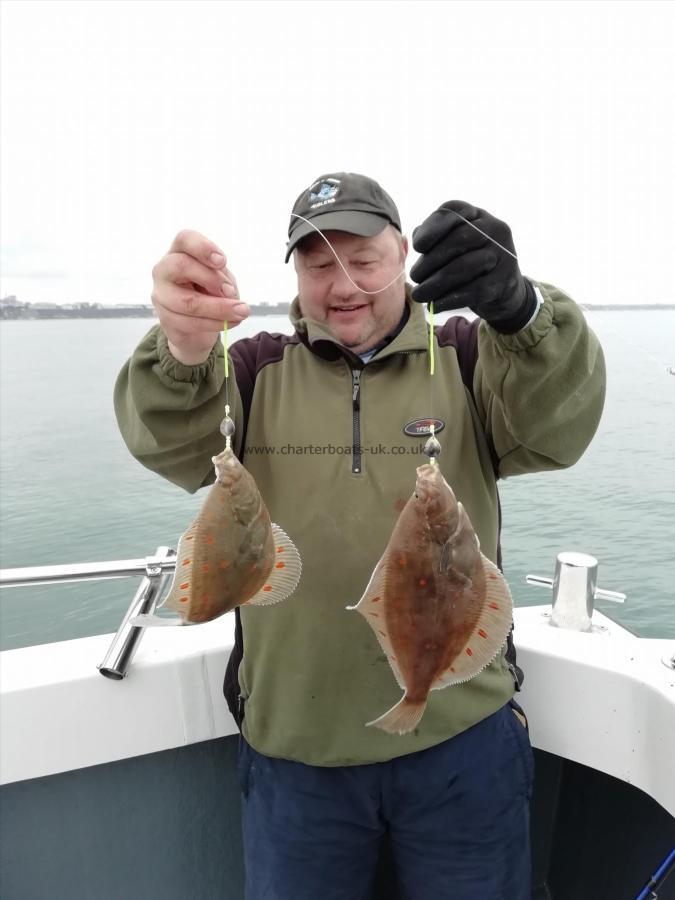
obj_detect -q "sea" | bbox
[1,310,674,652]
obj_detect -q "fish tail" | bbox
[366,695,427,735]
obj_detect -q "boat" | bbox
[1,549,674,899]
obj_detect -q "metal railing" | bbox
[0,546,177,680]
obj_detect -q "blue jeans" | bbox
[238,702,534,900]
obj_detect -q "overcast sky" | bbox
[1,0,674,307]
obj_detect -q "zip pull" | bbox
[352,369,362,404]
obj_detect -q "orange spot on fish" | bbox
[183,559,191,566]
[206,535,214,545]
[478,629,487,638]
[418,578,427,587]
[180,583,189,590]
[371,596,381,602]
[466,647,473,656]
[397,556,407,567]
[489,602,499,610]
[202,564,209,573]
[263,585,272,592]
[276,547,285,553]
[179,597,188,603]
[275,561,285,569]
[219,560,230,570]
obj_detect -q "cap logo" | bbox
[403,418,446,437]
[309,178,340,210]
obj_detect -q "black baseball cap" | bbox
[285,172,401,262]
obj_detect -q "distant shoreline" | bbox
[0,302,673,320]
[0,302,292,320]
[580,304,675,311]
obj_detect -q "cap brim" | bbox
[285,211,390,263]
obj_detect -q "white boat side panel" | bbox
[1,605,674,820]
[0,616,238,785]
[515,607,675,817]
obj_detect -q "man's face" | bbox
[294,226,408,354]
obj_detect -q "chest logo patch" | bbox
[403,418,446,437]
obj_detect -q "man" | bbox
[115,172,606,899]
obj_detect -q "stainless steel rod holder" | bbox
[97,547,176,680]
[526,551,626,632]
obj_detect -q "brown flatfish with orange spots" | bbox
[133,447,301,626]
[348,462,512,734]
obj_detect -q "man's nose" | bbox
[330,261,360,299]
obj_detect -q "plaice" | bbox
[132,447,301,626]
[348,462,512,735]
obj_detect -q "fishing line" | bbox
[288,210,441,460]
[288,213,406,295]
[577,309,674,375]
[288,205,673,376]
[220,321,235,450]
[443,209,675,377]
[425,300,442,466]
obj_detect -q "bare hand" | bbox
[151,230,250,365]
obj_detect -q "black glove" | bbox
[410,201,537,334]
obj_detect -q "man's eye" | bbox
[311,263,331,270]
[355,261,376,267]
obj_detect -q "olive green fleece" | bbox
[114,281,605,766]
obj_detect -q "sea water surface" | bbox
[1,310,674,651]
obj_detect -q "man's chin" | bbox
[333,328,371,354]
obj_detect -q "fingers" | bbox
[152,232,249,352]
[423,271,504,315]
[411,201,520,307]
[411,246,501,304]
[168,229,228,269]
[410,225,489,286]
[156,252,235,299]
[412,201,482,254]
[153,282,249,328]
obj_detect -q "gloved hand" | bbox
[410,201,537,334]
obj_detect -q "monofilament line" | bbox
[289,213,406,295]
[445,211,673,377]
[445,209,519,262]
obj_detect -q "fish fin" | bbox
[346,555,386,612]
[130,614,187,628]
[245,524,302,607]
[347,555,406,691]
[366,695,427,735]
[431,553,514,689]
[162,522,198,614]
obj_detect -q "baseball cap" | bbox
[285,172,401,262]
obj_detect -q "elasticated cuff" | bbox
[156,329,219,384]
[483,282,555,352]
